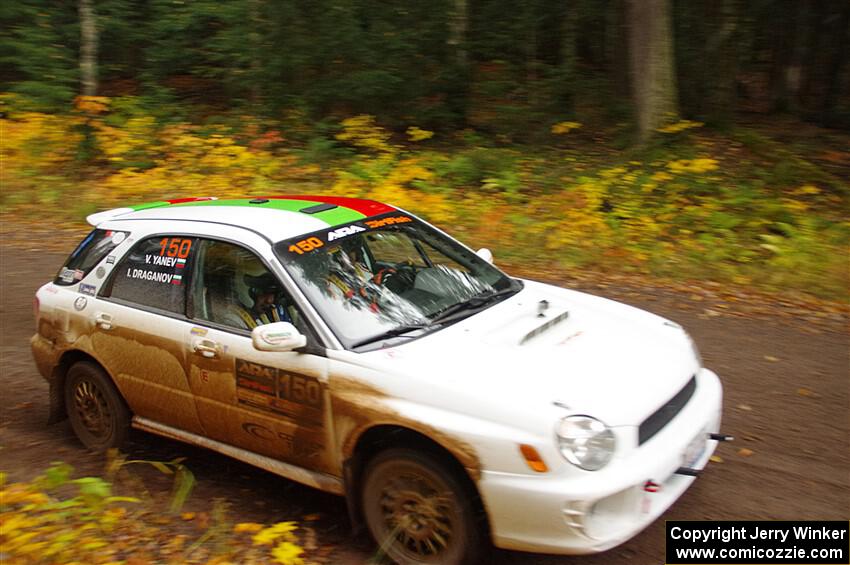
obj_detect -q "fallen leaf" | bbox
[303,513,322,522]
[180,512,195,521]
[764,355,779,362]
[710,455,723,463]
[797,387,818,397]
[737,403,752,411]
[737,448,754,457]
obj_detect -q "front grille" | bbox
[638,375,697,445]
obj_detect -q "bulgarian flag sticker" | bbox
[176,258,187,268]
[172,274,183,285]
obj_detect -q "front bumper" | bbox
[480,367,723,555]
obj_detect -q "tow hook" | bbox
[674,467,701,477]
[674,432,733,477]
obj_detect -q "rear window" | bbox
[55,229,128,286]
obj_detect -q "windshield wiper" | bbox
[429,284,520,325]
[350,323,434,349]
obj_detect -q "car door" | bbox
[183,238,334,474]
[96,233,206,435]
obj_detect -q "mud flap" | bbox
[47,379,67,424]
[343,459,365,536]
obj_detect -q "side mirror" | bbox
[252,322,307,352]
[476,247,494,264]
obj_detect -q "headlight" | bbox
[557,415,616,471]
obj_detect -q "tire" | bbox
[362,448,483,565]
[65,361,130,451]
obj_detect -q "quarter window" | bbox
[108,236,195,314]
[55,229,129,286]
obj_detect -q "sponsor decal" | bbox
[95,266,106,279]
[235,358,324,426]
[111,232,126,245]
[240,422,323,458]
[73,296,87,311]
[79,283,97,296]
[44,285,59,294]
[106,255,116,264]
[73,269,84,281]
[242,422,275,440]
[282,213,416,257]
[144,254,181,267]
[60,268,75,283]
[326,224,366,241]
[364,215,413,229]
[190,327,208,337]
[125,268,176,284]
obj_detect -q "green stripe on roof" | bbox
[130,201,171,211]
[305,204,366,225]
[131,198,365,226]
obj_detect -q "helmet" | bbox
[245,272,281,301]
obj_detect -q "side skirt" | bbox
[131,416,344,495]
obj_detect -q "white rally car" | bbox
[32,195,725,564]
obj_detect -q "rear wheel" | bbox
[65,361,130,451]
[362,448,482,565]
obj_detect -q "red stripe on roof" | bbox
[260,195,396,216]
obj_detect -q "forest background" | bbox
[1,1,849,563]
[2,0,849,300]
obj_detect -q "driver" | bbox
[237,272,292,328]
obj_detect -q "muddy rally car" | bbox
[32,195,724,563]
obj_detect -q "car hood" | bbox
[357,279,700,428]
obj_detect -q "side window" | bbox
[107,236,195,314]
[55,229,129,286]
[192,239,306,333]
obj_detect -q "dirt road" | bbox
[2,243,847,564]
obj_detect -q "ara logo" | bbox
[326,224,365,241]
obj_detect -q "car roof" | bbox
[87,195,398,242]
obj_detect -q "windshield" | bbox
[274,213,517,349]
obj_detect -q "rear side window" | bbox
[106,236,196,314]
[55,229,129,286]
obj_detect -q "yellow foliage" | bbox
[2,466,309,564]
[666,157,719,174]
[74,96,111,115]
[336,114,395,153]
[271,541,305,565]
[406,126,434,142]
[791,184,821,195]
[656,120,704,134]
[252,521,298,546]
[550,121,582,135]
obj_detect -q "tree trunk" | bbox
[448,0,468,69]
[628,0,679,143]
[705,0,739,126]
[78,0,98,96]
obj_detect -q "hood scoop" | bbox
[520,310,570,345]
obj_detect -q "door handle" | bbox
[95,312,113,330]
[192,338,220,359]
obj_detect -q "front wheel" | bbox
[65,361,130,451]
[362,448,483,565]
